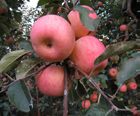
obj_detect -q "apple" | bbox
[69,36,108,76]
[98,1,103,7]
[90,93,98,102]
[119,84,127,92]
[5,37,14,44]
[94,5,98,10]
[120,24,126,32]
[0,7,8,15]
[28,52,32,56]
[57,7,62,13]
[81,100,91,109]
[127,82,137,90]
[68,5,98,39]
[130,106,137,115]
[110,55,119,62]
[30,14,75,62]
[35,65,73,97]
[2,77,7,82]
[109,68,118,79]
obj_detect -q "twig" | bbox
[1,62,54,92]
[75,0,79,6]
[65,0,71,12]
[63,61,69,116]
[66,60,119,112]
[4,73,15,81]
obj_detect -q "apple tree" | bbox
[0,0,140,116]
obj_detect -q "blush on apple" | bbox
[30,14,75,62]
[0,7,8,15]
[35,65,73,97]
[109,68,118,79]
[69,36,108,76]
[119,84,127,92]
[120,24,126,32]
[81,100,91,109]
[68,5,98,39]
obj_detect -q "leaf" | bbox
[71,0,77,6]
[16,58,43,80]
[73,6,98,32]
[80,0,92,7]
[60,12,70,23]
[0,0,7,8]
[0,50,30,73]
[20,41,33,51]
[0,23,10,35]
[116,56,140,87]
[94,41,140,68]
[13,11,22,22]
[6,80,32,112]
[37,0,63,6]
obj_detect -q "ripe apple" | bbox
[109,68,118,79]
[120,24,126,32]
[69,36,108,76]
[81,100,91,109]
[35,65,73,97]
[98,1,103,7]
[68,5,98,39]
[2,77,7,82]
[28,52,32,56]
[119,84,127,92]
[5,37,14,44]
[0,7,8,15]
[110,55,119,62]
[90,93,98,102]
[130,106,137,115]
[30,14,75,62]
[127,82,137,90]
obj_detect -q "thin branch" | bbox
[66,60,119,112]
[63,61,69,116]
[4,73,15,81]
[65,0,71,12]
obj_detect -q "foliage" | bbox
[0,0,139,116]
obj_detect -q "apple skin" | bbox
[68,5,98,39]
[130,106,137,115]
[2,77,7,82]
[98,1,103,7]
[127,82,137,90]
[0,7,8,15]
[69,36,108,76]
[90,93,98,102]
[119,84,127,92]
[35,65,73,97]
[120,24,126,32]
[5,37,14,44]
[30,14,75,62]
[81,100,91,109]
[110,55,119,62]
[109,68,118,79]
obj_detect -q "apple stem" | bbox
[66,60,119,112]
[63,61,69,116]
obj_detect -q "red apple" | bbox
[98,1,103,7]
[81,100,91,109]
[28,53,32,56]
[30,14,75,62]
[35,65,73,97]
[0,7,8,15]
[2,77,7,82]
[130,106,137,115]
[127,82,137,90]
[5,37,14,44]
[109,68,118,79]
[69,36,108,76]
[90,93,98,102]
[120,24,126,32]
[68,5,98,39]
[110,55,119,62]
[119,84,127,92]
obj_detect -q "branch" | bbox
[66,60,119,112]
[65,0,71,12]
[63,60,69,116]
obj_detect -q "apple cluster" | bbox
[30,5,108,97]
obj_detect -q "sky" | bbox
[26,0,39,8]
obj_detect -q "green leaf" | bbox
[94,41,140,68]
[60,12,70,23]
[13,11,22,22]
[0,0,7,8]
[0,23,10,35]
[20,41,33,51]
[117,56,140,87]
[73,6,98,31]
[71,0,77,6]
[37,0,63,6]
[6,80,32,112]
[80,0,92,7]
[0,50,30,73]
[16,58,43,80]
